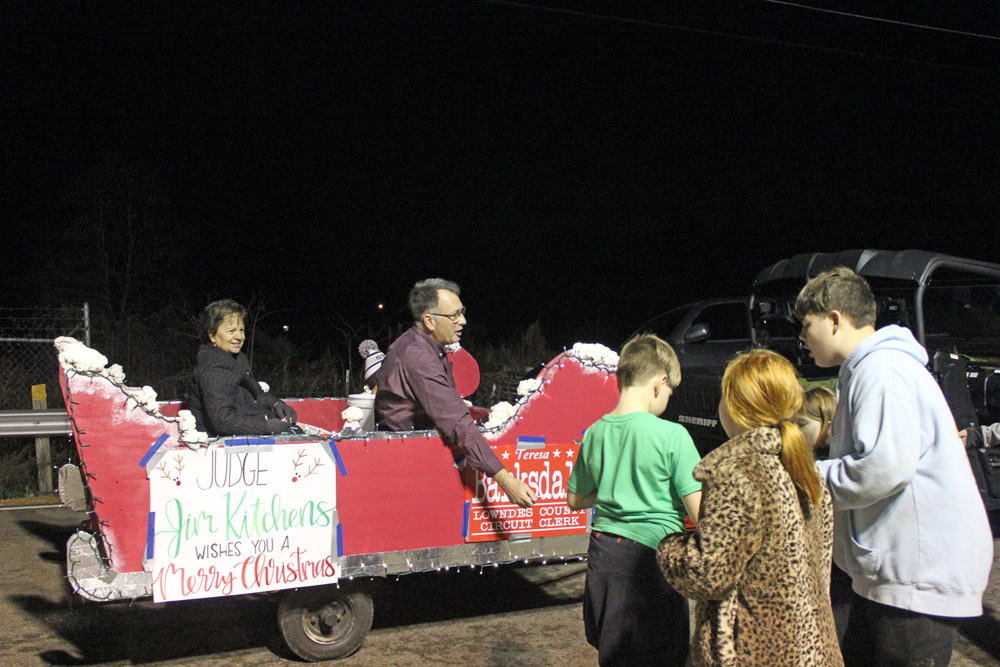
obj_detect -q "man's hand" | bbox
[493,469,535,508]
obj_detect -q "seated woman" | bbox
[187,299,297,436]
[657,349,842,666]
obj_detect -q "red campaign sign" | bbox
[464,442,590,542]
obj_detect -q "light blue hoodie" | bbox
[816,325,992,617]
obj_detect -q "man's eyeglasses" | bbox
[430,307,467,323]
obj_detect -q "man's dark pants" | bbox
[583,531,689,666]
[840,591,964,667]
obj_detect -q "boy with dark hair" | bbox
[796,267,992,666]
[568,334,701,666]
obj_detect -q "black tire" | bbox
[277,583,374,661]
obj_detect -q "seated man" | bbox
[372,278,535,508]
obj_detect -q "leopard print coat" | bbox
[657,427,842,667]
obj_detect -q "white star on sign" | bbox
[552,449,562,457]
[502,450,511,459]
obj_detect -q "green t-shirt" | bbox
[568,411,702,550]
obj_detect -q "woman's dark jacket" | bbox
[187,343,284,436]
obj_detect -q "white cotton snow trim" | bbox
[483,401,517,431]
[258,381,270,393]
[484,378,545,437]
[107,364,126,384]
[517,378,542,396]
[126,385,160,414]
[177,409,197,432]
[55,336,209,449]
[570,342,619,370]
[177,409,209,449]
[54,336,108,373]
[444,342,462,354]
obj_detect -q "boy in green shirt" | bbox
[568,334,702,666]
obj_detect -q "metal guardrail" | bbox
[0,409,71,437]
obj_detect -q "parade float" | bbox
[54,336,619,661]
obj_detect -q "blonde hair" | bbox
[616,334,681,391]
[798,386,836,451]
[721,349,822,507]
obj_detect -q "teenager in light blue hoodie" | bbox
[795,266,992,667]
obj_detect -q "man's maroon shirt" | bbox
[373,326,503,476]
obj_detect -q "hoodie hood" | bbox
[842,325,927,380]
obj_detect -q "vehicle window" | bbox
[759,312,801,339]
[644,307,689,340]
[923,285,1000,342]
[691,303,748,341]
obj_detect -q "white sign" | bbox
[149,441,339,602]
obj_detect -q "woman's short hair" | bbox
[409,278,461,321]
[616,334,681,391]
[200,299,247,341]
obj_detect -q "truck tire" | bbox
[278,583,374,661]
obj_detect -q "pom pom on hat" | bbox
[359,339,385,382]
[358,339,380,358]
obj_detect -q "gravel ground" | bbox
[0,505,997,666]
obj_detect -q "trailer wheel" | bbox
[278,584,374,662]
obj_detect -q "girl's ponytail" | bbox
[776,419,822,506]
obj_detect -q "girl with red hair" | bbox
[657,349,842,666]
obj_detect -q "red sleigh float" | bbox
[55,337,619,661]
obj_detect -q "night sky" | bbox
[3,1,999,350]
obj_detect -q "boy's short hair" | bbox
[616,334,681,391]
[794,266,877,328]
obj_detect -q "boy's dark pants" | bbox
[583,531,689,666]
[840,591,963,667]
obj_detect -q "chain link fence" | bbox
[0,304,90,410]
[0,305,88,499]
